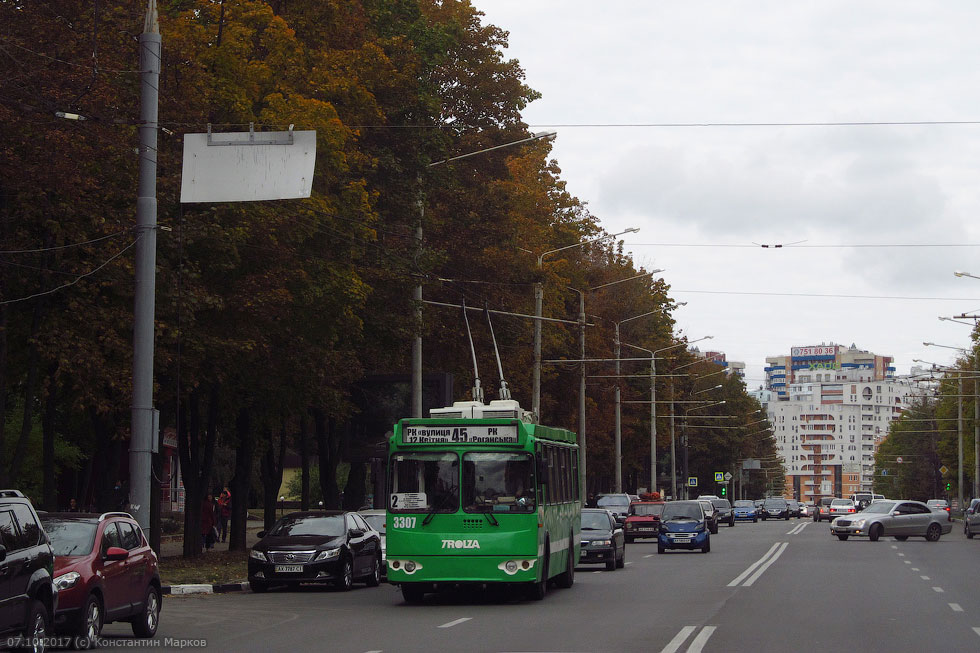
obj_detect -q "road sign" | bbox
[714,471,724,482]
[940,465,949,475]
[688,477,698,487]
[724,472,733,481]
[896,456,903,464]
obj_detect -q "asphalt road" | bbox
[101,517,980,652]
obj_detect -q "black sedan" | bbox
[248,511,382,592]
[579,509,625,571]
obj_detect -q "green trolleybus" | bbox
[386,398,581,602]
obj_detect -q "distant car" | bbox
[698,500,720,534]
[248,511,383,592]
[799,503,811,518]
[813,497,835,522]
[925,499,951,521]
[786,500,801,518]
[41,511,162,647]
[596,494,632,526]
[658,501,710,554]
[733,500,757,522]
[358,509,386,578]
[761,498,789,520]
[624,501,665,543]
[0,489,57,649]
[831,500,953,542]
[579,508,625,570]
[711,498,735,527]
[829,498,857,519]
[628,494,640,504]
[964,498,980,538]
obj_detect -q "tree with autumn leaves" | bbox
[0,0,773,557]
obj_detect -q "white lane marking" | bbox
[891,545,898,549]
[660,626,697,653]
[786,523,805,535]
[644,554,655,558]
[625,561,634,566]
[728,542,782,586]
[973,627,980,638]
[933,587,945,593]
[593,571,602,574]
[904,560,911,564]
[438,618,471,629]
[921,576,930,580]
[897,553,905,557]
[365,650,383,653]
[687,626,717,653]
[743,542,789,587]
[950,603,964,612]
[911,568,920,571]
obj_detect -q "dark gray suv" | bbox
[0,490,57,651]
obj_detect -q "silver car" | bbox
[359,509,387,577]
[964,498,980,538]
[831,500,953,542]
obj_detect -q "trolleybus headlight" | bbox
[505,561,518,573]
[404,561,417,572]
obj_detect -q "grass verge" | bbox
[159,549,249,586]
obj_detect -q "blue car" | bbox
[733,500,758,522]
[657,501,710,554]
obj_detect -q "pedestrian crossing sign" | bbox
[714,471,724,482]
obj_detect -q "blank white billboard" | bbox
[180,129,316,203]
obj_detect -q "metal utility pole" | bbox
[577,291,587,499]
[412,175,423,418]
[669,377,676,499]
[614,322,622,492]
[959,373,964,510]
[130,0,161,537]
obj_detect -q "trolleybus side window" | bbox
[462,452,535,513]
[389,452,459,513]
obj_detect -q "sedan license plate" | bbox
[274,564,303,573]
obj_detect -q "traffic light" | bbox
[946,482,952,492]
[720,486,727,496]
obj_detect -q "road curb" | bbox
[162,581,250,595]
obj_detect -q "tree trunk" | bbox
[41,366,58,510]
[299,413,310,511]
[260,424,287,531]
[179,390,203,558]
[0,298,8,488]
[229,407,254,552]
[9,295,44,483]
[343,462,366,510]
[314,409,341,509]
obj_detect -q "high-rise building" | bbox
[764,343,895,400]
[760,343,917,500]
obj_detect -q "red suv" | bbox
[624,501,665,543]
[40,512,162,648]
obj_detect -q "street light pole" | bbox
[924,341,971,509]
[532,228,640,421]
[412,131,556,417]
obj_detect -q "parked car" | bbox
[658,501,710,554]
[926,499,951,521]
[831,500,953,542]
[829,498,857,519]
[732,500,757,522]
[711,498,735,527]
[698,500,720,534]
[964,498,980,538]
[595,494,632,526]
[358,509,387,578]
[761,497,789,520]
[248,511,383,592]
[624,501,665,542]
[579,508,625,570]
[0,490,56,649]
[41,511,162,647]
[812,497,835,522]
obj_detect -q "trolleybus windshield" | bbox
[389,452,459,513]
[462,452,535,513]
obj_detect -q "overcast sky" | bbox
[471,0,980,386]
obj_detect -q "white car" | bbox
[358,509,387,577]
[831,500,953,542]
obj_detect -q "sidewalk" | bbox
[159,519,265,558]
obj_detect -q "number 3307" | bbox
[392,517,416,528]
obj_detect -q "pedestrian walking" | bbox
[217,486,232,543]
